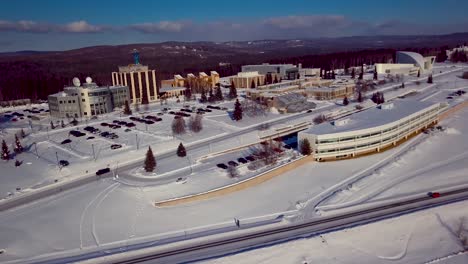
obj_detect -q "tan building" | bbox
[230,71,266,88]
[161,71,220,90]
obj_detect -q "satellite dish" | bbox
[72,77,81,87]
[85,77,92,84]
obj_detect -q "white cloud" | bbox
[60,21,103,33]
[130,21,187,33]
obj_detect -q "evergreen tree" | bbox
[177,143,187,157]
[251,79,256,88]
[184,87,192,101]
[50,121,55,129]
[61,120,65,128]
[208,88,216,103]
[357,91,363,103]
[331,70,336,79]
[144,146,156,172]
[200,88,207,103]
[428,74,433,83]
[171,116,186,135]
[1,140,10,160]
[401,82,405,88]
[373,67,378,80]
[20,129,26,138]
[299,139,312,156]
[229,82,237,99]
[417,69,421,78]
[233,99,243,121]
[123,100,132,115]
[351,68,356,79]
[14,134,23,153]
[215,87,223,101]
[343,96,349,106]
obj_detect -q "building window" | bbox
[72,100,75,103]
[59,101,63,104]
[84,112,87,115]
[81,93,84,96]
[82,99,85,102]
[68,100,71,103]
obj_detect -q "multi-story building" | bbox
[242,63,299,80]
[161,71,220,89]
[298,100,443,161]
[230,71,267,88]
[48,77,129,118]
[375,51,435,75]
[111,50,158,104]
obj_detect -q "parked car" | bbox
[228,161,239,167]
[101,122,109,126]
[237,157,248,164]
[61,139,72,144]
[245,156,256,162]
[216,163,228,169]
[125,122,136,127]
[111,144,122,150]
[446,96,453,99]
[87,136,95,140]
[144,120,154,125]
[96,168,110,176]
[59,160,69,167]
[427,192,441,198]
[124,128,132,132]
[307,109,313,113]
[112,120,120,124]
[129,116,138,121]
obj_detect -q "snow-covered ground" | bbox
[203,200,468,264]
[1,64,468,263]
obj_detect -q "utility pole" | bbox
[92,144,96,161]
[135,134,139,150]
[55,151,59,165]
[34,143,38,158]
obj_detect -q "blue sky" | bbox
[0,0,467,51]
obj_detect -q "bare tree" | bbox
[313,114,330,125]
[227,165,239,178]
[242,99,268,117]
[171,116,186,135]
[189,113,203,133]
[251,140,281,166]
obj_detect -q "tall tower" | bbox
[132,49,140,65]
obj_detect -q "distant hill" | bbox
[1,33,467,101]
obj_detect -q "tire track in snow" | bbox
[91,182,120,246]
[127,187,146,240]
[79,182,120,249]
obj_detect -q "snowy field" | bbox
[204,200,468,264]
[0,64,468,263]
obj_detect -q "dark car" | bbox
[96,168,110,176]
[446,96,454,99]
[113,120,120,123]
[61,139,72,144]
[125,122,136,127]
[87,136,95,140]
[228,161,239,167]
[144,120,154,124]
[100,132,110,137]
[157,112,164,116]
[245,156,256,162]
[84,126,94,132]
[237,157,248,164]
[101,122,109,126]
[111,144,122,149]
[307,109,313,113]
[59,160,69,167]
[129,117,138,121]
[427,192,441,198]
[216,163,228,169]
[118,121,127,125]
[203,108,212,112]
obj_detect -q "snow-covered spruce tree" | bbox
[14,134,23,153]
[177,143,187,157]
[343,96,349,106]
[171,116,186,135]
[233,99,243,121]
[300,138,312,156]
[428,74,433,84]
[215,86,223,101]
[229,82,237,99]
[144,146,156,172]
[1,140,10,160]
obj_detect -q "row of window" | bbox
[317,107,439,144]
[316,117,435,155]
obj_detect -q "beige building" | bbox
[230,71,266,88]
[305,79,355,100]
[161,71,220,89]
[112,64,158,104]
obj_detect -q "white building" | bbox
[298,100,443,161]
[446,45,468,61]
[111,50,158,104]
[242,63,299,80]
[48,77,129,118]
[375,51,435,75]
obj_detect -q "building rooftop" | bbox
[160,86,186,92]
[303,100,439,136]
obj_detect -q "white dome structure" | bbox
[396,51,435,73]
[85,77,93,84]
[72,77,81,87]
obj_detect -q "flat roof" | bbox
[303,100,439,136]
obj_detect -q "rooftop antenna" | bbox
[132,49,140,65]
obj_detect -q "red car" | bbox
[427,192,441,198]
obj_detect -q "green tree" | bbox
[229,82,237,99]
[200,88,207,103]
[14,134,23,153]
[184,87,192,101]
[343,96,349,106]
[428,74,433,84]
[1,140,10,160]
[144,146,156,172]
[177,143,187,157]
[215,87,223,101]
[373,67,378,80]
[233,99,243,121]
[300,138,312,156]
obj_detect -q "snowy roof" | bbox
[303,100,440,136]
[396,51,425,69]
[174,74,184,79]
[199,72,208,77]
[210,71,219,75]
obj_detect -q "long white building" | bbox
[299,100,444,161]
